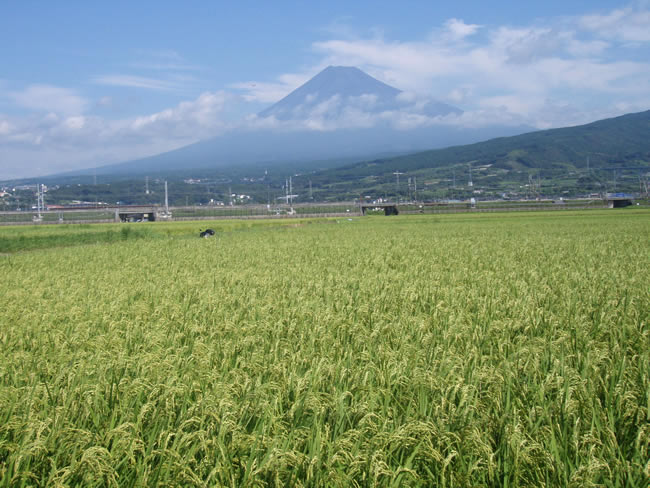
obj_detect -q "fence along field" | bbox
[0,197,619,226]
[0,211,648,486]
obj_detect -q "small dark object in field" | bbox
[199,228,215,238]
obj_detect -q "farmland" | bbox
[0,210,648,486]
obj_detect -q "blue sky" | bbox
[1,0,649,179]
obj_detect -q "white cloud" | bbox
[230,71,317,103]
[91,50,203,97]
[92,75,180,91]
[97,96,112,107]
[351,93,378,108]
[0,119,13,136]
[444,18,481,40]
[580,5,650,42]
[565,38,610,57]
[230,81,293,103]
[130,51,202,72]
[64,116,86,130]
[304,5,650,129]
[0,90,235,178]
[131,62,202,72]
[446,87,471,103]
[136,49,184,61]
[9,84,88,115]
[245,91,465,134]
[489,26,567,64]
[126,91,231,137]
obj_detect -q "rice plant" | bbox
[0,210,648,486]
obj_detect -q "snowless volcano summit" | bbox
[258,66,462,121]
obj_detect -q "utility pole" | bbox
[228,186,233,206]
[164,181,169,214]
[156,180,172,220]
[289,176,293,206]
[393,171,404,203]
[35,183,44,221]
[289,176,294,214]
[414,177,417,202]
[265,170,270,207]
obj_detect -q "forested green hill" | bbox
[309,110,650,199]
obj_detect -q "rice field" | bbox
[0,210,648,486]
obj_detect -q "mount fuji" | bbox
[81,67,528,176]
[258,66,461,121]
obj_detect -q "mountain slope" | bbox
[309,109,650,197]
[83,124,527,176]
